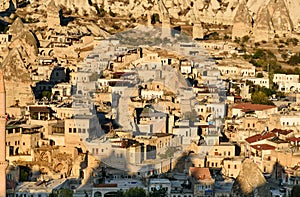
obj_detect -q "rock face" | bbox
[253,4,273,42]
[0,0,297,41]
[1,48,35,108]
[193,23,204,40]
[8,17,24,38]
[0,18,37,107]
[253,0,293,42]
[46,0,60,27]
[0,0,16,12]
[42,0,95,16]
[231,159,271,197]
[267,0,293,36]
[232,0,252,40]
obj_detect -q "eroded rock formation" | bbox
[231,159,271,197]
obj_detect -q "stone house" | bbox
[189,167,214,197]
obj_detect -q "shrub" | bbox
[97,6,106,17]
[256,73,264,78]
[288,53,300,65]
[109,8,116,17]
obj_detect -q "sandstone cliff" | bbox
[231,0,252,39]
[0,0,298,41]
[48,0,298,40]
[231,159,271,197]
[0,17,37,107]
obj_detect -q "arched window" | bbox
[94,192,102,197]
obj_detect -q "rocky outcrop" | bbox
[46,0,60,27]
[232,0,252,40]
[8,17,24,38]
[0,0,299,43]
[231,159,271,197]
[252,0,293,42]
[0,17,37,107]
[0,48,35,107]
[40,0,95,16]
[0,0,16,12]
[252,4,273,42]
[285,0,300,32]
[267,0,293,36]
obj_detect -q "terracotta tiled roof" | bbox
[271,128,293,136]
[29,106,51,113]
[234,95,242,99]
[251,144,276,150]
[287,137,300,142]
[189,167,212,180]
[233,103,276,111]
[93,183,118,188]
[245,132,276,144]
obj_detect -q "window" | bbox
[78,128,81,133]
[69,128,72,133]
[73,128,77,133]
[6,174,12,180]
[248,123,250,127]
[234,165,237,169]
[253,123,255,127]
[228,164,230,169]
[228,152,231,156]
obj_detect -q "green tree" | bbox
[256,73,264,78]
[251,91,274,106]
[148,188,167,197]
[286,38,299,46]
[116,190,125,197]
[288,53,300,65]
[223,34,230,40]
[292,185,300,197]
[242,35,250,43]
[125,187,146,197]
[49,188,73,197]
[253,49,265,59]
[209,32,219,40]
[234,37,240,44]
[96,6,106,17]
[281,53,288,60]
[42,91,52,100]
